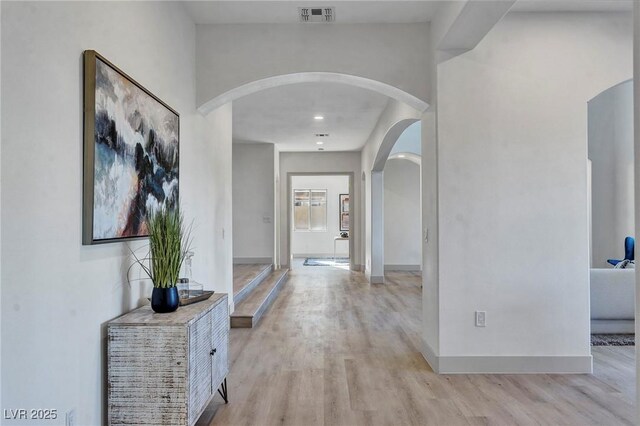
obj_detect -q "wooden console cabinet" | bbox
[107,293,229,425]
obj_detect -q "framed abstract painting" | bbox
[82,50,179,244]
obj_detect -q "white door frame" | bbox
[286,172,355,270]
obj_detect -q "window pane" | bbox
[294,190,309,230]
[310,204,326,230]
[310,190,327,231]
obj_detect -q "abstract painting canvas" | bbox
[83,50,179,244]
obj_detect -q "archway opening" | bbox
[587,79,635,354]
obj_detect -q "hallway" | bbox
[200,267,635,426]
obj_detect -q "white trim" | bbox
[421,339,439,372]
[591,320,635,334]
[424,354,593,374]
[384,264,421,272]
[370,275,385,284]
[233,257,273,264]
[293,253,349,259]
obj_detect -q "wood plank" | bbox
[204,265,635,425]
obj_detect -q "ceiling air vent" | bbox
[299,7,335,23]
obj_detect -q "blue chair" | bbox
[607,236,635,266]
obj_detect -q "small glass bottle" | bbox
[177,278,190,300]
[178,251,195,299]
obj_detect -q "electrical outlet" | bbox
[475,311,486,327]
[66,409,76,426]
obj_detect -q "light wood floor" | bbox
[232,264,271,296]
[201,264,636,425]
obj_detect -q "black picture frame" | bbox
[339,193,349,232]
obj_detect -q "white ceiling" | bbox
[510,0,632,13]
[183,1,445,24]
[197,0,631,153]
[232,82,390,152]
[184,0,633,25]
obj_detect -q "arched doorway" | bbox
[198,72,430,283]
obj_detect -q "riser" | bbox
[234,265,273,305]
[231,270,288,328]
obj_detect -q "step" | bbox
[230,268,289,328]
[233,264,273,305]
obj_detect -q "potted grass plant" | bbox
[131,207,193,313]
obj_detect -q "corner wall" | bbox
[1,2,233,422]
[232,143,275,264]
[433,12,632,372]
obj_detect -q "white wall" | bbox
[279,152,361,269]
[273,145,281,267]
[432,12,632,372]
[633,3,640,416]
[384,159,422,269]
[588,80,634,268]
[1,2,233,423]
[421,108,440,361]
[232,142,274,263]
[0,1,3,408]
[195,23,431,109]
[202,103,234,309]
[291,175,350,258]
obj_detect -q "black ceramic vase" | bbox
[151,287,179,313]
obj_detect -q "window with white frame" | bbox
[293,189,327,231]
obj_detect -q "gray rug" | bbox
[303,257,349,266]
[591,334,635,346]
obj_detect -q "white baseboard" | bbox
[369,275,384,284]
[385,264,422,272]
[422,353,592,374]
[233,257,272,264]
[293,253,349,258]
[591,319,635,334]
[421,338,591,374]
[421,339,439,372]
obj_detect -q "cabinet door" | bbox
[188,313,213,425]
[210,301,229,390]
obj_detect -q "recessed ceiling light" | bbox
[316,141,324,145]
[314,115,324,120]
[398,154,406,158]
